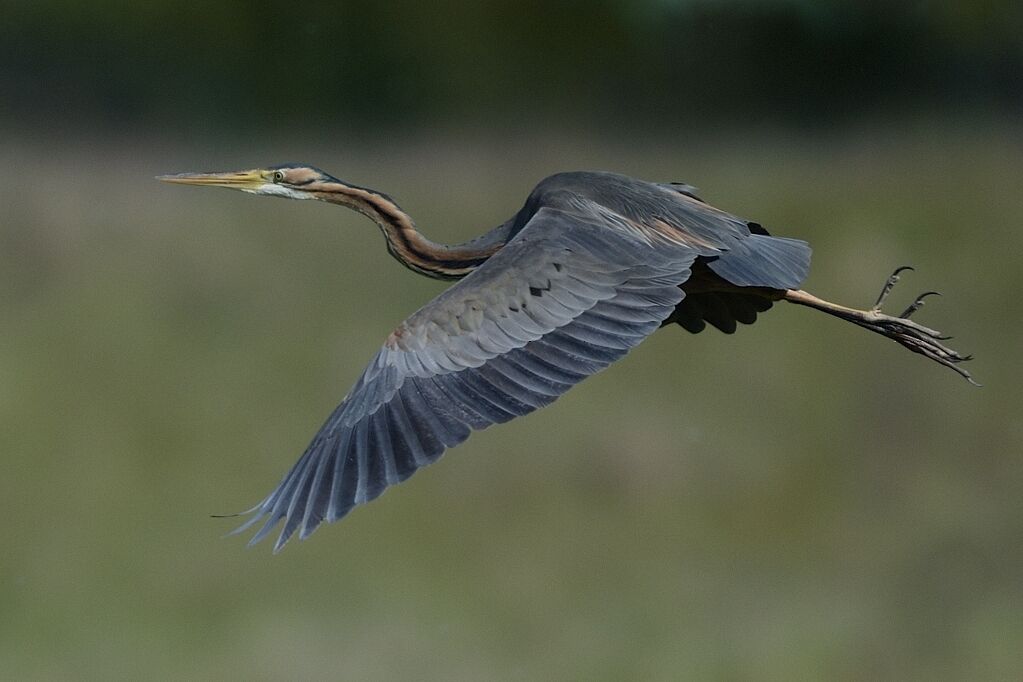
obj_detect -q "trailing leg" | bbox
[783,267,977,384]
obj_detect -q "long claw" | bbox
[872,265,914,312]
[855,312,977,385]
[900,291,941,319]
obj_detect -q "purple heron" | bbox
[159,166,974,551]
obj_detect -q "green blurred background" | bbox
[2,1,1021,679]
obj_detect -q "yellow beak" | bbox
[157,169,266,190]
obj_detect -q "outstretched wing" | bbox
[233,207,703,551]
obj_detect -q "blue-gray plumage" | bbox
[159,167,974,552]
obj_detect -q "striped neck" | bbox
[311,181,504,280]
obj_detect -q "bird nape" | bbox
[159,166,976,552]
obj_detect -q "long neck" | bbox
[312,181,509,280]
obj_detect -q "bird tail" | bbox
[707,234,812,291]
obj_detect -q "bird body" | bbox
[159,165,973,551]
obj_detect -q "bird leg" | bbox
[783,267,977,385]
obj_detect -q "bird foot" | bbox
[784,267,978,385]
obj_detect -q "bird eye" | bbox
[272,171,285,183]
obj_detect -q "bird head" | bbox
[158,164,337,200]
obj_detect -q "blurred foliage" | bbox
[2,0,1021,132]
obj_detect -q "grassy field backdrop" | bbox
[1,120,1020,680]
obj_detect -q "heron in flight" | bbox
[160,165,974,551]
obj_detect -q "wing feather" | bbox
[236,208,700,549]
